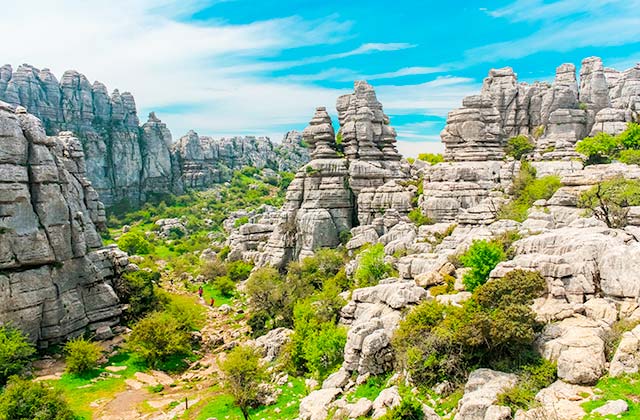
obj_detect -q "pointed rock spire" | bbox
[302,106,338,159]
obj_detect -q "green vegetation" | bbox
[393,270,546,388]
[505,135,535,160]
[408,208,433,227]
[0,325,35,385]
[220,345,267,420]
[63,337,102,375]
[0,376,79,420]
[578,177,640,228]
[582,374,640,418]
[576,122,640,165]
[380,396,424,420]
[354,243,395,288]
[497,358,557,413]
[417,153,444,165]
[126,311,192,369]
[459,240,505,291]
[498,161,561,222]
[233,216,249,227]
[114,270,161,322]
[349,374,390,402]
[117,231,152,255]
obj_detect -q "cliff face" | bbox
[0,64,309,206]
[0,101,128,346]
[0,64,181,206]
[442,57,640,162]
[171,130,309,189]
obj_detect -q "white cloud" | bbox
[488,0,623,22]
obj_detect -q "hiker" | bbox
[210,297,215,307]
[198,286,203,298]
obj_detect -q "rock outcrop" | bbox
[442,57,639,162]
[0,102,126,346]
[256,82,411,268]
[171,130,308,189]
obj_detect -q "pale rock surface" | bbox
[592,399,629,416]
[610,324,640,377]
[371,386,402,419]
[454,369,517,420]
[298,388,341,420]
[254,327,293,363]
[514,380,592,420]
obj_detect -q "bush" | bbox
[506,135,535,160]
[380,396,424,420]
[114,270,161,322]
[233,216,249,228]
[117,231,152,255]
[497,358,557,413]
[201,259,227,281]
[393,270,546,387]
[354,243,394,288]
[214,276,236,297]
[127,312,192,368]
[220,345,267,420]
[64,337,102,375]
[0,325,35,385]
[417,153,444,165]
[0,376,79,419]
[459,240,505,291]
[618,149,640,165]
[499,162,560,222]
[227,260,253,282]
[618,122,640,149]
[578,177,640,228]
[408,208,433,227]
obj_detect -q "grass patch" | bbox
[47,352,148,419]
[583,374,640,419]
[194,377,306,420]
[348,374,390,402]
[201,282,235,307]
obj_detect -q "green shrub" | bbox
[161,293,206,332]
[576,132,620,164]
[354,243,394,288]
[127,312,192,368]
[459,240,505,291]
[380,396,424,420]
[393,270,546,388]
[532,125,545,140]
[506,135,535,160]
[0,325,35,385]
[499,162,561,222]
[417,153,444,165]
[114,270,161,322]
[408,208,433,226]
[497,357,557,413]
[64,337,102,375]
[214,276,236,297]
[578,177,640,228]
[218,245,231,261]
[227,260,253,282]
[220,345,267,420]
[0,376,79,419]
[339,230,352,245]
[117,231,152,255]
[233,216,249,228]
[618,122,640,149]
[618,149,640,165]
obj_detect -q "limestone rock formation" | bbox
[0,64,183,206]
[442,57,639,162]
[454,369,517,420]
[171,130,309,189]
[0,102,126,346]
[257,81,410,268]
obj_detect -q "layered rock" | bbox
[257,82,410,268]
[0,102,125,346]
[442,57,639,162]
[0,64,184,206]
[171,130,309,189]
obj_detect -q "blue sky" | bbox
[1,0,640,156]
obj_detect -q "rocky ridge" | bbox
[0,64,309,206]
[0,101,129,346]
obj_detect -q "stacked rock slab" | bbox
[257,82,411,268]
[442,57,639,163]
[0,102,125,346]
[0,64,182,206]
[171,130,309,189]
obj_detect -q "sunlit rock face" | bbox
[0,102,128,347]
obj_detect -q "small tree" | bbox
[576,132,620,165]
[64,337,102,375]
[578,177,640,228]
[354,243,394,288]
[0,325,35,385]
[459,240,506,291]
[214,276,236,297]
[117,231,152,255]
[114,270,160,322]
[0,376,78,420]
[220,345,267,420]
[127,312,191,368]
[506,135,535,160]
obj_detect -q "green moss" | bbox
[583,374,640,419]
